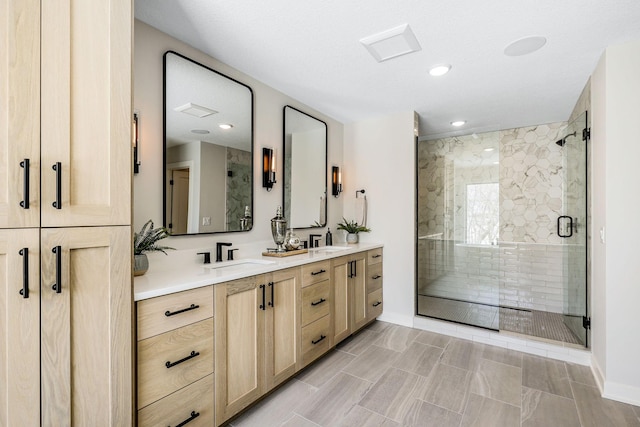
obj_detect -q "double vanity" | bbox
[134,243,384,426]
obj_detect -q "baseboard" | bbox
[590,355,605,394]
[602,380,640,406]
[376,312,413,327]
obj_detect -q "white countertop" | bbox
[134,241,383,301]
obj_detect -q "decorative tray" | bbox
[262,248,309,257]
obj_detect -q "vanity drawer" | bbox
[138,318,214,409]
[301,279,330,327]
[367,263,383,293]
[367,288,383,321]
[367,248,383,265]
[301,315,331,366]
[137,374,214,427]
[301,260,331,287]
[137,285,214,340]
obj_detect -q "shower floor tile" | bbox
[417,295,583,345]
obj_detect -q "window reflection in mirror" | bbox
[283,106,327,229]
[163,51,253,235]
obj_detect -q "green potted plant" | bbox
[133,219,174,276]
[336,218,371,244]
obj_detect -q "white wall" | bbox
[344,111,417,326]
[134,20,344,249]
[591,39,640,405]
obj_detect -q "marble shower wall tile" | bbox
[499,122,566,244]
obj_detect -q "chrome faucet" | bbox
[216,242,232,262]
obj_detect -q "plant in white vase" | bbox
[336,218,371,244]
[133,219,174,276]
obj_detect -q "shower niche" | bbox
[416,113,589,347]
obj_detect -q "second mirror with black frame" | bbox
[283,106,328,229]
[163,51,253,235]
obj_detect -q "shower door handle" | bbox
[557,215,573,238]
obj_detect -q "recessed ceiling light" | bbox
[484,148,495,152]
[504,36,547,57]
[219,124,233,130]
[360,24,422,63]
[191,129,210,134]
[174,102,218,118]
[429,64,451,77]
[450,120,466,127]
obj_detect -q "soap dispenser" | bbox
[325,228,333,246]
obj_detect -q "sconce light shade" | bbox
[133,112,140,174]
[332,166,343,197]
[263,147,276,191]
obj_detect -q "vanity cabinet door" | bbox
[332,256,351,343]
[0,229,40,426]
[40,226,131,426]
[214,275,266,425]
[351,253,368,331]
[0,0,40,229]
[40,0,131,227]
[265,267,300,391]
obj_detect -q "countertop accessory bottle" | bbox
[271,206,287,253]
[325,228,333,245]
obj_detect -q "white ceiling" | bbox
[135,0,640,139]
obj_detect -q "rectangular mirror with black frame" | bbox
[283,105,328,229]
[163,51,253,235]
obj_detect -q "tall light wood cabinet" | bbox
[0,229,40,426]
[0,0,133,424]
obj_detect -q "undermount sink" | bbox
[205,259,275,271]
[309,246,350,253]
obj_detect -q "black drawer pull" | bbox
[372,301,382,307]
[172,410,200,427]
[165,304,199,317]
[372,254,382,258]
[52,162,62,209]
[19,248,29,298]
[311,335,326,345]
[259,284,266,310]
[372,275,381,280]
[51,246,62,293]
[311,298,326,306]
[310,269,326,276]
[166,351,199,368]
[19,159,30,209]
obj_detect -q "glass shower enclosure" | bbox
[416,115,589,346]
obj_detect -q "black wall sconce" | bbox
[332,166,343,197]
[133,112,140,174]
[262,147,276,191]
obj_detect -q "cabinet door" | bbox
[40,0,131,227]
[215,275,265,425]
[40,226,132,426]
[352,254,369,331]
[0,229,40,426]
[332,257,351,343]
[265,267,299,390]
[0,0,40,229]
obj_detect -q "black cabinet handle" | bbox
[348,261,352,278]
[372,275,381,280]
[310,269,326,276]
[51,246,62,293]
[19,248,29,298]
[168,411,200,427]
[52,162,62,209]
[311,298,326,306]
[311,335,326,345]
[268,282,274,307]
[172,410,200,427]
[165,304,199,317]
[372,301,382,307]
[372,254,381,258]
[165,350,200,369]
[19,159,30,209]
[259,284,266,310]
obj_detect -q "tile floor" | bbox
[229,321,640,427]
